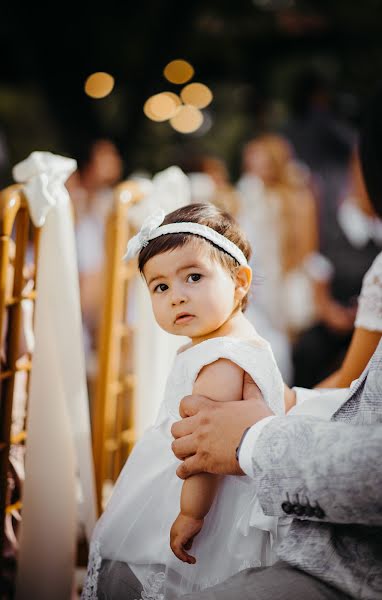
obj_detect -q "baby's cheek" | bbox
[154,305,173,333]
[152,302,163,324]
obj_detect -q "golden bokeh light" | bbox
[150,93,177,118]
[170,105,204,133]
[180,83,213,108]
[84,72,115,99]
[163,91,182,107]
[143,99,160,121]
[163,60,194,84]
[144,93,178,121]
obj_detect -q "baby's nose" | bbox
[171,290,187,305]
[171,295,186,306]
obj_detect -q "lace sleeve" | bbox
[355,252,382,332]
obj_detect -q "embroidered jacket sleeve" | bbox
[355,251,382,331]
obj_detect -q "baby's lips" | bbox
[174,313,194,324]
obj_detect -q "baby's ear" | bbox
[235,265,252,299]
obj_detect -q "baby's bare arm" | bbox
[170,474,221,564]
[180,472,221,519]
[182,358,244,516]
[170,358,244,563]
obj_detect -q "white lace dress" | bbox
[83,335,286,599]
[355,251,382,331]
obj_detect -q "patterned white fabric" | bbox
[251,340,382,599]
[83,335,287,599]
[355,251,382,332]
[239,388,349,479]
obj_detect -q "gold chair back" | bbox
[92,181,144,514]
[0,184,40,574]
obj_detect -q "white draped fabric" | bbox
[12,152,96,599]
[127,166,191,438]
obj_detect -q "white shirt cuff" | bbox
[292,385,352,407]
[292,386,327,406]
[288,386,350,419]
[238,416,276,478]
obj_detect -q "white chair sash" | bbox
[13,152,97,599]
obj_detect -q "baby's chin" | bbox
[159,325,198,337]
[158,321,216,339]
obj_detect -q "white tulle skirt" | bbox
[83,419,290,599]
[82,334,290,599]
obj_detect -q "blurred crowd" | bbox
[64,70,382,394]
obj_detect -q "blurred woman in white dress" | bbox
[237,134,318,383]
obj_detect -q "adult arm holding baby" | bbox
[171,369,382,526]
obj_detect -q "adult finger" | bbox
[179,394,214,418]
[171,415,197,439]
[176,455,202,480]
[171,435,196,459]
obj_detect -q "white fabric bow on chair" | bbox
[13,151,77,226]
[13,151,97,600]
[128,165,191,230]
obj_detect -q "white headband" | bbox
[123,208,248,266]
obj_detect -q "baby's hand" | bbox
[170,512,204,564]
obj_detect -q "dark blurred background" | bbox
[1,0,382,182]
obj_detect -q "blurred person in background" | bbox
[293,146,382,387]
[237,133,318,382]
[282,67,355,249]
[316,143,382,387]
[182,154,241,218]
[66,138,123,370]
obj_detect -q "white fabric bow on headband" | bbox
[124,209,248,266]
[124,209,166,261]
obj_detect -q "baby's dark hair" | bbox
[138,203,252,310]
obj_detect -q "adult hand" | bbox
[171,372,274,479]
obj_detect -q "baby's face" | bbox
[143,242,237,341]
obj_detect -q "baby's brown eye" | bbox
[154,283,168,293]
[187,274,201,283]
